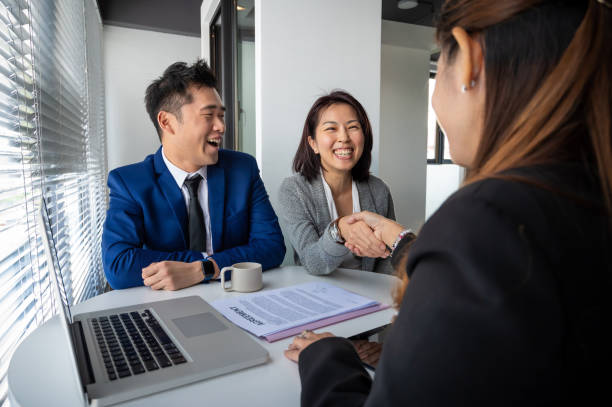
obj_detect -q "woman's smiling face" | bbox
[308,103,365,176]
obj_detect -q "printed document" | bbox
[210,282,379,338]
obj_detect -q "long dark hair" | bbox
[437,0,612,213]
[292,90,373,182]
[393,0,612,305]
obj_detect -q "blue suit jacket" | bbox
[102,147,285,289]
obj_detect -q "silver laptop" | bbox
[37,198,269,406]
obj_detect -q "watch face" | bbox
[202,261,215,278]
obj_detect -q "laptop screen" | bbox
[38,197,74,323]
[36,197,87,400]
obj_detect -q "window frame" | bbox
[427,67,453,165]
[209,0,238,151]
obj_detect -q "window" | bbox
[209,0,255,155]
[236,0,255,158]
[210,0,237,150]
[0,0,106,404]
[427,76,452,164]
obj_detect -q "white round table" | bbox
[8,266,398,407]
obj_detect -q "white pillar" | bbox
[255,0,382,208]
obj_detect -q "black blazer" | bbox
[298,165,612,406]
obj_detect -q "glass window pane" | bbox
[0,1,107,404]
[427,78,437,161]
[443,133,452,161]
[237,0,255,157]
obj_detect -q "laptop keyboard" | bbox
[90,309,187,381]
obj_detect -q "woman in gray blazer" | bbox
[278,91,395,275]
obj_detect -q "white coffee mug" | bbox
[220,262,263,292]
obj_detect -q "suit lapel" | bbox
[207,164,225,253]
[154,148,188,247]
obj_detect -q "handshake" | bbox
[336,211,407,259]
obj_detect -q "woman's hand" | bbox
[338,217,389,258]
[284,330,335,363]
[344,211,406,248]
[352,339,383,367]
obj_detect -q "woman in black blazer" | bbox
[284,0,612,405]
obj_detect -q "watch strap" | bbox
[201,260,215,282]
[329,218,345,244]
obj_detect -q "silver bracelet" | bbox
[390,229,413,256]
[329,218,345,244]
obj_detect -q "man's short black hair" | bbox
[145,59,217,139]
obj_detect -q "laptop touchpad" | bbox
[172,312,228,337]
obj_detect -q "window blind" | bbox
[0,0,106,404]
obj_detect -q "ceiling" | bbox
[97,0,203,37]
[382,0,443,27]
[97,0,441,37]
[237,0,255,30]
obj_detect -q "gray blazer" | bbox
[278,173,395,275]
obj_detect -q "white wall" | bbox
[380,44,429,230]
[380,21,435,231]
[380,20,464,224]
[254,0,382,193]
[254,0,382,263]
[200,2,381,184]
[381,19,437,51]
[104,25,201,171]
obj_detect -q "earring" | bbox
[462,79,477,93]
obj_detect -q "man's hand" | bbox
[338,217,389,258]
[142,260,207,291]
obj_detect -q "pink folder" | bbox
[263,303,390,342]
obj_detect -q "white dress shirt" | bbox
[320,170,362,270]
[162,148,213,257]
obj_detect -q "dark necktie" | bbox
[184,174,206,252]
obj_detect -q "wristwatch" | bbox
[329,219,345,244]
[200,259,216,282]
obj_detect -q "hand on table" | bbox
[142,258,220,290]
[338,217,389,258]
[284,330,335,363]
[351,339,383,367]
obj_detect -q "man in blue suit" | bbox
[102,60,285,290]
